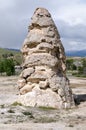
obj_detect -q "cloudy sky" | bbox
[0,0,86,51]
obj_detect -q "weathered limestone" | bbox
[18,8,75,109]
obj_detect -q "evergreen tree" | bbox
[4,59,15,76]
[0,60,5,75]
[0,58,15,76]
[66,59,74,70]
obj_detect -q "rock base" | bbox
[18,86,74,109]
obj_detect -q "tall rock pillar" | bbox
[18,8,75,109]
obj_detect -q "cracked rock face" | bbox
[18,8,75,109]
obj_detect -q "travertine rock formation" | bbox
[18,8,75,109]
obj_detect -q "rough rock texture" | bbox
[18,8,75,109]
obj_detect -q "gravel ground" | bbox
[0,76,86,130]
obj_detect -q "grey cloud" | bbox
[0,0,58,49]
[0,17,28,49]
[54,20,86,50]
[0,0,86,51]
[62,39,86,51]
[6,0,56,18]
[56,20,86,41]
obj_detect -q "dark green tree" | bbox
[66,59,74,70]
[2,53,8,58]
[4,59,15,76]
[82,59,86,68]
[78,66,83,74]
[72,64,77,70]
[0,60,5,75]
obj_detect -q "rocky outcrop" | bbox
[18,8,75,109]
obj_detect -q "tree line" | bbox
[66,58,86,76]
[0,58,15,76]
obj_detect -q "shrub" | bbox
[8,109,15,113]
[22,111,34,118]
[0,58,15,76]
[11,101,22,106]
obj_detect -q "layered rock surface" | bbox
[18,8,75,109]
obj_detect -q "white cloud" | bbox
[54,2,86,26]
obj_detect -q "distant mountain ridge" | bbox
[5,48,20,52]
[0,48,86,57]
[9,48,85,57]
[66,49,86,57]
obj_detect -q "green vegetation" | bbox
[39,106,56,110]
[0,59,15,76]
[0,48,22,65]
[66,57,86,77]
[0,48,22,76]
[11,101,22,106]
[7,109,15,113]
[68,124,74,127]
[22,111,34,118]
[0,104,5,108]
[66,59,74,70]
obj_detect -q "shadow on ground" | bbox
[74,94,86,105]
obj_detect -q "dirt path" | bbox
[0,76,86,130]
